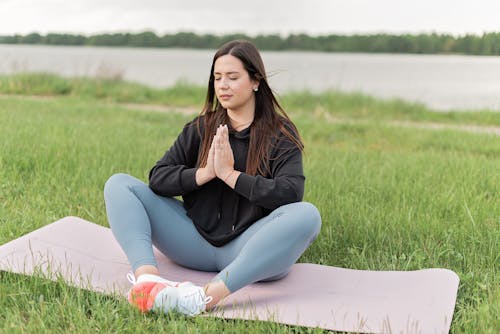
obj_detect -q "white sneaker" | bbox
[153,283,212,316]
[126,273,212,316]
[127,272,179,286]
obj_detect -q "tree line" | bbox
[1,31,500,55]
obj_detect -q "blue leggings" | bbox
[103,173,321,293]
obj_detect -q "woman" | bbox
[104,40,321,316]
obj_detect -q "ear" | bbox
[252,79,260,92]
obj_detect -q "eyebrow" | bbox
[213,71,240,75]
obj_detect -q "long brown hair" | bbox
[197,40,303,176]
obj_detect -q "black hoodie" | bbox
[149,116,304,247]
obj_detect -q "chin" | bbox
[219,101,233,110]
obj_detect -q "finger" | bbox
[209,140,215,154]
[221,125,228,142]
[225,126,231,145]
[216,131,222,147]
[217,125,223,140]
[208,139,215,156]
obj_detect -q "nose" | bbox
[218,77,230,89]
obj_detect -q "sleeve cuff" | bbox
[234,172,254,199]
[180,168,200,193]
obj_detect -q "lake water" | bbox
[1,44,500,111]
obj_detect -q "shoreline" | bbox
[2,45,500,111]
[1,93,499,136]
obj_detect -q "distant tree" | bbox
[20,33,42,44]
[87,33,132,46]
[1,31,499,55]
[253,34,286,50]
[218,33,249,46]
[43,33,85,45]
[0,35,20,43]
[128,31,160,47]
[455,34,482,54]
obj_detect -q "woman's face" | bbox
[213,54,258,113]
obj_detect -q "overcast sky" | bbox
[1,0,499,36]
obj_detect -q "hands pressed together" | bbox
[196,124,241,188]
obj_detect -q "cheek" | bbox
[232,81,252,95]
[231,82,242,93]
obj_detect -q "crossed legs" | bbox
[104,173,321,309]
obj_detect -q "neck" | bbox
[227,101,255,131]
[229,117,253,131]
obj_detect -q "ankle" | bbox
[204,280,231,309]
[134,265,160,278]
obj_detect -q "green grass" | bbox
[0,80,499,333]
[1,72,500,126]
[282,90,500,126]
[0,72,205,106]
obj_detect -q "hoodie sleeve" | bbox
[149,118,202,197]
[233,133,305,210]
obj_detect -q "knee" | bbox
[287,202,322,240]
[302,202,322,238]
[104,173,135,197]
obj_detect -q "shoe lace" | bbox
[126,272,136,284]
[178,287,213,316]
[126,272,213,315]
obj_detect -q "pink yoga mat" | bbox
[0,216,459,333]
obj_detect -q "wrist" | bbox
[223,170,235,183]
[196,167,215,186]
[222,170,241,188]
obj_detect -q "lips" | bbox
[219,94,232,100]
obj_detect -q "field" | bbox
[0,74,498,333]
